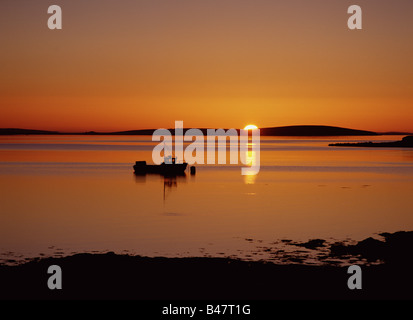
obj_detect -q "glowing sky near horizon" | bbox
[0,0,412,132]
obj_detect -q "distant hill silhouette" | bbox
[259,125,377,136]
[111,125,377,136]
[109,129,156,135]
[0,125,382,136]
[112,128,219,136]
[0,128,59,135]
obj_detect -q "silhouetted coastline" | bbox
[329,135,413,148]
[0,125,390,136]
[0,128,60,135]
[1,231,412,300]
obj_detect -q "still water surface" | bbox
[1,135,412,264]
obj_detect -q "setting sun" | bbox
[244,125,258,130]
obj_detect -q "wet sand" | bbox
[1,231,412,300]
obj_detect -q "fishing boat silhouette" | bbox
[133,156,188,175]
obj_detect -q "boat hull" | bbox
[133,161,188,175]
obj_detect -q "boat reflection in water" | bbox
[133,156,189,202]
[134,172,188,202]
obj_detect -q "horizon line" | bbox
[1,125,412,136]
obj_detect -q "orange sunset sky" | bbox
[1,0,412,132]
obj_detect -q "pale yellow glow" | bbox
[244,125,258,130]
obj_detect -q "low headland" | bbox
[329,135,413,148]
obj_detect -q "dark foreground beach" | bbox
[1,231,412,300]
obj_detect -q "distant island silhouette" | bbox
[1,125,408,136]
[330,135,413,148]
[0,128,60,135]
[258,125,377,136]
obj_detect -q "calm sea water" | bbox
[1,135,413,265]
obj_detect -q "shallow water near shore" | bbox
[1,135,413,265]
